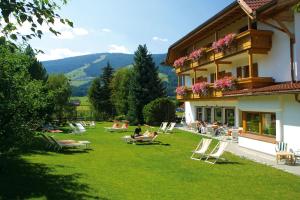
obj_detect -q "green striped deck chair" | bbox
[275,142,288,152]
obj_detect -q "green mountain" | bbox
[42,53,176,96]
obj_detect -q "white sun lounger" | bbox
[158,122,168,133]
[205,141,228,164]
[191,138,212,160]
[165,122,176,133]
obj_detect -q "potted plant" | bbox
[214,76,236,91]
[212,33,236,53]
[192,82,210,96]
[173,56,188,68]
[176,86,188,96]
[189,48,205,62]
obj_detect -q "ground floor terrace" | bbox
[1,122,300,200]
[184,94,300,155]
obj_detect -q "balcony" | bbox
[176,77,274,101]
[175,29,273,73]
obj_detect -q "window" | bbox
[225,109,235,126]
[196,107,203,121]
[204,108,212,123]
[236,63,258,78]
[239,22,257,33]
[214,108,222,123]
[243,112,276,137]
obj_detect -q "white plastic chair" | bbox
[191,138,212,160]
[205,141,228,164]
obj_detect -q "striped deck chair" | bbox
[191,138,212,160]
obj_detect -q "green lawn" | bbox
[1,122,300,200]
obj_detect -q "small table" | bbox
[276,152,295,165]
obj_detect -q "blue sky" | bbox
[31,0,234,61]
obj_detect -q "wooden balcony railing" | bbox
[175,29,273,73]
[176,77,274,100]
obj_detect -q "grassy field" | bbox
[2,123,300,200]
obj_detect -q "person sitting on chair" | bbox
[131,124,142,138]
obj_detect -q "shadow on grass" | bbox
[0,155,106,200]
[134,141,171,146]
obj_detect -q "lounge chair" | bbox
[75,123,86,133]
[205,141,228,164]
[164,122,176,133]
[157,122,168,133]
[123,131,158,144]
[275,141,288,163]
[69,123,80,134]
[105,123,128,132]
[48,136,90,151]
[191,138,212,160]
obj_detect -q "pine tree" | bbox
[88,62,115,119]
[127,45,166,124]
[24,45,48,81]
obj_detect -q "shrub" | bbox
[143,98,176,126]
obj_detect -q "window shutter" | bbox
[244,65,249,78]
[236,67,242,78]
[252,63,258,77]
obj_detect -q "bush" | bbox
[143,98,176,126]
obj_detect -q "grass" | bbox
[1,122,300,200]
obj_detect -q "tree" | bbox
[143,98,176,126]
[0,0,72,43]
[46,74,71,123]
[111,67,133,116]
[0,44,50,152]
[24,45,48,81]
[127,45,166,124]
[88,62,115,120]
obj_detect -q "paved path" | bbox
[177,127,300,176]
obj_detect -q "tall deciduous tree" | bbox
[0,44,50,152]
[127,45,165,124]
[88,62,115,119]
[46,74,71,123]
[111,67,133,116]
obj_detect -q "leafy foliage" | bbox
[111,67,133,116]
[143,98,176,126]
[127,45,166,124]
[0,45,50,152]
[46,74,72,123]
[0,0,72,42]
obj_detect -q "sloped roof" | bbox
[239,0,273,12]
[223,82,300,96]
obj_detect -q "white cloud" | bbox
[73,28,89,36]
[37,48,90,61]
[152,36,168,42]
[101,28,112,33]
[52,27,89,40]
[108,44,130,54]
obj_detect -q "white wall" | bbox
[257,21,294,82]
[294,12,300,81]
[281,95,300,151]
[239,137,276,155]
[185,101,196,124]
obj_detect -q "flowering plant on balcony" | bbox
[188,48,205,61]
[192,82,210,96]
[214,76,236,91]
[212,33,236,53]
[173,56,188,68]
[176,86,188,96]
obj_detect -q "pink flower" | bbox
[176,86,187,96]
[192,82,210,95]
[212,33,236,53]
[189,48,205,61]
[214,76,236,91]
[173,56,188,67]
